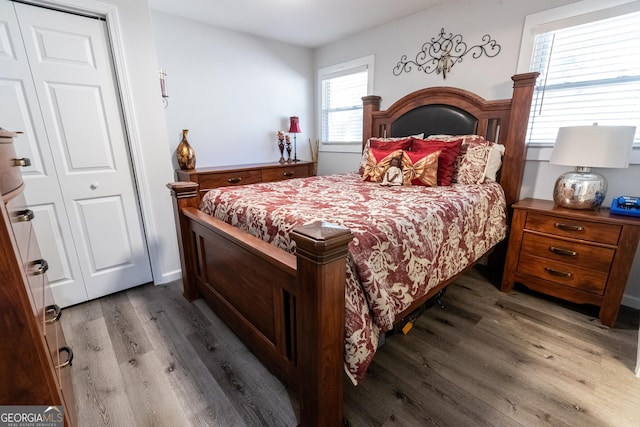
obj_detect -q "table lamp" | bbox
[549,124,636,210]
[288,116,301,162]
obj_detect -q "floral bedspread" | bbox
[200,173,507,384]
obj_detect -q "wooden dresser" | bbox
[501,198,640,327]
[0,129,75,425]
[176,160,314,202]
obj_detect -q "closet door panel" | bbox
[0,0,87,307]
[14,2,153,303]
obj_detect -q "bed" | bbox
[167,72,538,426]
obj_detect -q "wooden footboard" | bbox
[168,182,353,426]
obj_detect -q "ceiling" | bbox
[148,0,451,48]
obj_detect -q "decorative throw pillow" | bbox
[484,143,505,182]
[410,138,462,186]
[358,134,423,175]
[401,149,440,187]
[425,134,494,183]
[362,148,404,182]
[456,143,493,184]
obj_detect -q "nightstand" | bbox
[501,198,640,327]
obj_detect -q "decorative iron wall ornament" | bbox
[393,28,501,79]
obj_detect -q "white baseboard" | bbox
[155,269,182,285]
[622,293,640,310]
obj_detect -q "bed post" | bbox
[501,72,539,209]
[167,182,200,301]
[290,222,353,427]
[362,95,382,147]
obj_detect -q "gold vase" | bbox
[176,129,196,170]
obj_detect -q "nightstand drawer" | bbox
[525,212,621,245]
[198,169,262,190]
[517,254,608,294]
[521,232,615,272]
[261,164,309,182]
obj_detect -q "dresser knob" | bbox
[45,304,62,324]
[227,177,242,184]
[283,171,294,177]
[13,157,31,167]
[90,182,99,190]
[16,209,35,222]
[56,346,74,369]
[32,259,49,275]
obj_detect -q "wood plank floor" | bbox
[61,268,640,426]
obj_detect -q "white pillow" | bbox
[483,143,505,182]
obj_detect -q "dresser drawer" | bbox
[517,253,608,294]
[198,169,262,190]
[0,139,24,196]
[261,164,310,182]
[525,212,621,245]
[520,232,615,272]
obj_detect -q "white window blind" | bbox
[527,10,640,146]
[320,66,368,143]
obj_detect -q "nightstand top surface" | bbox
[514,198,640,225]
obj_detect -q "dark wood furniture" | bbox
[0,129,75,425]
[501,198,640,327]
[167,72,538,427]
[176,160,314,205]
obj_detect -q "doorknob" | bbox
[90,182,99,190]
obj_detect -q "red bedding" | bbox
[200,173,507,383]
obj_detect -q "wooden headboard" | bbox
[362,72,539,209]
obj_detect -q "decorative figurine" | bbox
[285,135,292,162]
[277,131,286,163]
[381,156,403,186]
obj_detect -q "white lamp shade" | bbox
[549,125,636,168]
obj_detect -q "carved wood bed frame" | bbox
[167,72,538,426]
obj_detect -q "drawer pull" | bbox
[56,346,74,369]
[13,157,31,167]
[32,259,49,275]
[554,222,583,232]
[45,304,62,324]
[227,177,242,184]
[283,171,294,177]
[549,246,577,257]
[16,209,35,222]
[544,267,572,278]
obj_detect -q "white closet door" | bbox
[0,1,152,305]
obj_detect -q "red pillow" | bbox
[359,138,413,176]
[361,147,404,182]
[411,138,462,186]
[368,137,413,150]
[401,149,440,187]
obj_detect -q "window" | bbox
[317,56,374,153]
[518,0,640,162]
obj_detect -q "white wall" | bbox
[150,11,314,168]
[314,0,640,308]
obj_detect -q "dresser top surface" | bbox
[176,160,312,176]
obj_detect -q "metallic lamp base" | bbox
[553,167,607,210]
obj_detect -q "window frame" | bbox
[317,55,374,153]
[517,0,640,164]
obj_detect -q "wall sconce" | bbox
[159,68,168,108]
[393,28,501,79]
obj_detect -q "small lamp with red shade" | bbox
[288,116,301,162]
